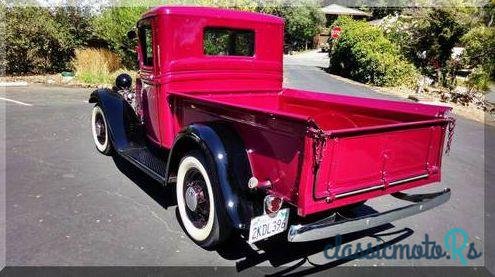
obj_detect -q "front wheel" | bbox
[176,151,231,249]
[91,105,112,155]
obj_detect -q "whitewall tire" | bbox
[91,105,112,155]
[176,151,231,248]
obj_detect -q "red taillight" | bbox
[264,195,283,214]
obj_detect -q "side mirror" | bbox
[127,30,137,40]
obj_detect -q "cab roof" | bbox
[141,6,284,25]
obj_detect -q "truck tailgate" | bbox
[309,118,450,207]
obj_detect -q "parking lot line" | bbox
[0,97,33,106]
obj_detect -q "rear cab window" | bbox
[203,27,255,56]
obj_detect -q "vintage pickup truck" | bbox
[89,6,455,248]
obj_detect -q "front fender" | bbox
[89,89,141,151]
[167,123,255,230]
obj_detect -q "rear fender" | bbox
[166,123,256,230]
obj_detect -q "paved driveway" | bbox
[2,51,492,273]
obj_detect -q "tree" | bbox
[53,5,95,48]
[461,26,495,78]
[461,26,495,93]
[91,7,147,69]
[259,1,325,51]
[354,0,409,20]
[5,6,92,74]
[3,3,94,75]
[284,4,325,50]
[480,0,495,26]
[385,6,477,85]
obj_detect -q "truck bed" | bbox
[184,89,448,129]
[170,88,452,216]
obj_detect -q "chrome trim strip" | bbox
[333,174,430,199]
[335,184,384,199]
[389,173,429,186]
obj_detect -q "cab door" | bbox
[137,18,161,144]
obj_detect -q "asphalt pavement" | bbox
[2,51,493,273]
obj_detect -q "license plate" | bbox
[248,208,289,244]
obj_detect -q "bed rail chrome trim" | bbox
[289,188,450,242]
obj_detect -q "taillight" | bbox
[264,195,283,214]
[248,177,258,189]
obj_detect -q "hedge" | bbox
[329,16,419,87]
[4,6,94,75]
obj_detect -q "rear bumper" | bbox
[287,188,451,242]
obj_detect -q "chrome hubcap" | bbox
[183,168,210,229]
[94,112,106,144]
[95,122,103,136]
[185,185,205,212]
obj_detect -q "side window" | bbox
[204,28,255,56]
[138,23,153,67]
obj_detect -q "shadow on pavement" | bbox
[112,154,414,275]
[112,154,177,209]
[216,210,413,275]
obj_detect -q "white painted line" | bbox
[0,81,28,87]
[0,97,33,106]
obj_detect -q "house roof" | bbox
[321,4,370,17]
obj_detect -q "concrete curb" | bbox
[0,81,29,87]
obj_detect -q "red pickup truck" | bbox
[89,6,454,248]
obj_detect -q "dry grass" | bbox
[72,48,123,85]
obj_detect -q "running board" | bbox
[119,148,168,184]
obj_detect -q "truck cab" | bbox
[134,7,284,148]
[89,6,453,248]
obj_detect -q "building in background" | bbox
[317,4,370,50]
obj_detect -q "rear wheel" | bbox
[176,151,231,248]
[91,105,112,155]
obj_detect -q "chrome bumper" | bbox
[288,188,451,242]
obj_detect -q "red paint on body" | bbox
[136,6,452,216]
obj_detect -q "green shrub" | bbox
[329,16,419,87]
[4,6,93,75]
[466,66,491,93]
[461,26,495,80]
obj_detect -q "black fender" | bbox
[166,123,256,230]
[89,89,142,151]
